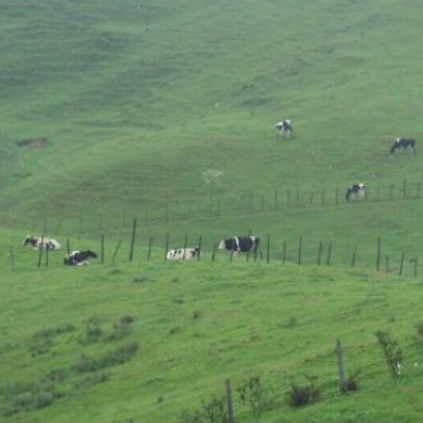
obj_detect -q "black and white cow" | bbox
[166,247,200,261]
[64,250,98,266]
[346,183,366,201]
[275,119,293,138]
[218,236,260,253]
[390,138,416,154]
[23,235,61,250]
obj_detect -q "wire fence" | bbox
[181,333,423,423]
[2,230,420,280]
[5,179,423,239]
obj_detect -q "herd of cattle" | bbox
[22,235,260,263]
[276,120,417,203]
[21,124,416,264]
[23,235,98,266]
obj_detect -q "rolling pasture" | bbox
[1,0,423,421]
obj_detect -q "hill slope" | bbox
[1,0,423,219]
[2,261,423,422]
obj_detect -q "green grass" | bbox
[1,260,423,422]
[2,0,423,421]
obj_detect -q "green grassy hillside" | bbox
[2,0,423,421]
[2,260,423,423]
[1,0,423,218]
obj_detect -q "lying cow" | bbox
[218,236,260,253]
[390,137,416,154]
[23,235,61,250]
[275,119,293,138]
[346,183,366,201]
[64,250,98,266]
[166,247,200,261]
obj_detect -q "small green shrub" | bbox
[201,394,227,423]
[341,371,360,393]
[105,316,134,341]
[192,311,202,320]
[288,376,321,407]
[237,376,275,417]
[375,330,403,379]
[33,391,54,409]
[74,343,139,373]
[180,409,203,423]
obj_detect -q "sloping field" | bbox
[2,260,423,423]
[1,0,423,422]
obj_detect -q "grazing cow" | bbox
[23,235,61,250]
[166,247,200,261]
[218,236,260,253]
[346,183,366,201]
[390,138,416,154]
[275,119,293,138]
[64,250,98,266]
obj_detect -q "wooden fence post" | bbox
[246,229,252,263]
[183,235,188,260]
[298,235,302,265]
[376,237,381,271]
[351,247,357,267]
[335,339,345,392]
[45,246,49,268]
[67,239,70,255]
[317,241,323,266]
[403,179,407,198]
[129,218,138,262]
[211,242,217,262]
[37,237,44,268]
[274,189,279,211]
[164,232,170,260]
[282,240,287,263]
[399,251,405,276]
[385,255,389,273]
[267,234,270,264]
[225,379,234,423]
[197,236,203,261]
[100,234,105,264]
[111,239,122,265]
[326,242,332,266]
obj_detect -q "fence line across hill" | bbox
[3,232,420,280]
[12,178,423,239]
[182,333,423,423]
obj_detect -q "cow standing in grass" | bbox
[346,183,366,201]
[275,120,293,138]
[390,138,416,155]
[218,236,260,254]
